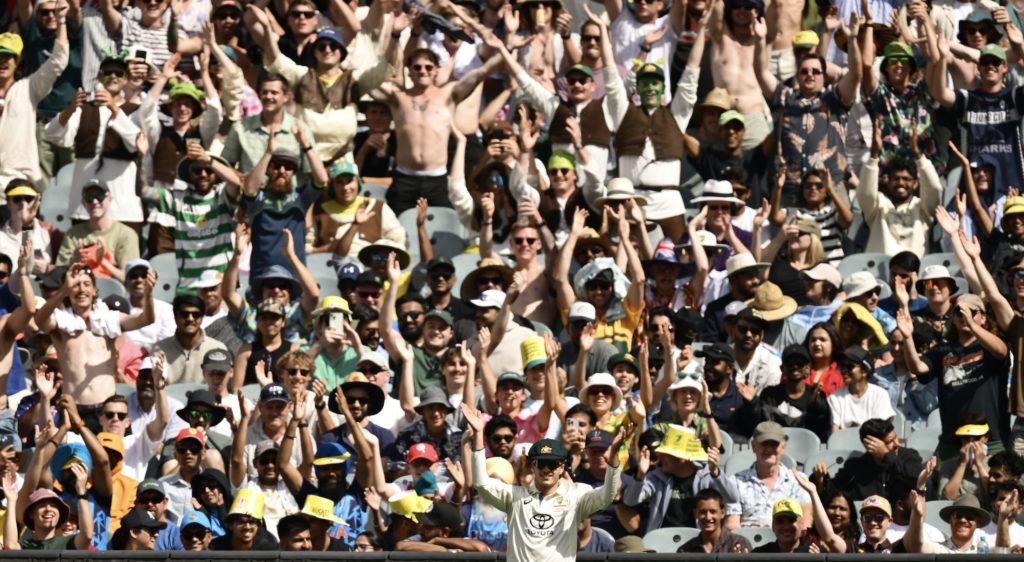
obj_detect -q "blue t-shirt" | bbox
[954,86,1024,199]
[243,182,322,278]
[155,520,183,551]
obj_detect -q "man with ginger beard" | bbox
[241,125,328,277]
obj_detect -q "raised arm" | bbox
[61,395,113,498]
[451,54,503,103]
[228,390,252,488]
[145,354,171,442]
[222,222,249,317]
[70,463,94,550]
[895,308,930,375]
[276,399,304,494]
[378,252,405,364]
[950,140,994,236]
[794,468,847,552]
[961,231,1013,330]
[613,208,646,310]
[752,16,779,100]
[553,208,586,310]
[281,229,320,316]
[97,0,122,34]
[925,28,957,108]
[120,269,156,332]
[836,15,863,107]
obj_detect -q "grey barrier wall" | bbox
[0,553,1015,561]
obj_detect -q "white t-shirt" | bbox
[886,521,947,543]
[125,299,176,350]
[827,383,896,429]
[610,13,676,95]
[977,520,1024,548]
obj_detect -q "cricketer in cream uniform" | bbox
[465,403,622,562]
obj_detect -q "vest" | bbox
[152,125,201,184]
[614,104,686,160]
[539,188,600,233]
[295,69,356,114]
[74,103,140,161]
[549,99,612,148]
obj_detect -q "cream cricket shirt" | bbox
[471,449,620,562]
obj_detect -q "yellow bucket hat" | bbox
[389,490,432,523]
[229,488,265,520]
[301,494,347,525]
[654,424,709,462]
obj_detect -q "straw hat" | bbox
[745,281,797,322]
[596,178,646,207]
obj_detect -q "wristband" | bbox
[315,401,326,411]
[300,145,312,153]
[391,31,402,39]
[298,422,309,428]
[284,433,296,440]
[536,220,546,228]
[76,493,88,500]
[560,33,570,40]
[74,419,85,430]
[640,44,652,53]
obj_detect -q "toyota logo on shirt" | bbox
[530,513,554,530]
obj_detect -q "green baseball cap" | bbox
[636,63,664,82]
[329,160,361,180]
[527,438,567,461]
[423,309,454,328]
[979,44,1007,62]
[719,110,746,127]
[607,352,640,374]
[565,64,594,79]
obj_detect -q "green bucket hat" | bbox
[166,82,206,115]
[883,41,913,61]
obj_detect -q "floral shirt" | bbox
[867,80,944,174]
[773,84,850,197]
[718,467,812,527]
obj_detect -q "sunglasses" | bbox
[735,323,762,335]
[285,367,310,377]
[37,8,58,16]
[361,365,386,374]
[103,411,128,421]
[181,528,209,541]
[979,57,1003,68]
[188,409,214,421]
[550,168,573,176]
[100,67,126,78]
[411,64,436,72]
[923,279,948,290]
[269,161,297,172]
[233,516,259,526]
[257,454,277,466]
[799,67,824,76]
[177,444,202,454]
[137,494,164,506]
[176,309,203,320]
[82,192,107,203]
[803,181,825,190]
[964,25,990,35]
[490,434,515,443]
[477,276,503,286]
[589,386,614,396]
[1014,270,1024,280]
[191,166,213,176]
[358,290,381,299]
[214,8,240,19]
[580,34,600,42]
[398,311,422,320]
[315,41,340,53]
[566,76,590,86]
[429,271,453,280]
[289,10,316,18]
[9,195,36,205]
[128,269,149,280]
[369,253,388,264]
[861,513,887,524]
[535,459,562,470]
[346,395,369,405]
[585,280,612,291]
[257,313,283,322]
[513,237,538,245]
[950,510,977,522]
[263,280,291,291]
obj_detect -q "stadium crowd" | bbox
[0,0,1022,555]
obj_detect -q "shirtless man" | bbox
[505,224,553,327]
[35,263,156,428]
[370,46,501,216]
[765,0,803,81]
[710,0,778,148]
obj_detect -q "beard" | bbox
[267,177,293,197]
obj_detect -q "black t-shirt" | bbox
[754,384,832,442]
[662,472,698,527]
[752,536,814,553]
[954,86,1024,199]
[921,340,1010,448]
[693,145,769,185]
[768,257,811,307]
[353,130,397,178]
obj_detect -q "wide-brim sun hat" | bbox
[692,179,743,206]
[745,281,798,322]
[596,178,646,207]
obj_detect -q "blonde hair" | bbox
[785,230,825,267]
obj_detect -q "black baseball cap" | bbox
[695,343,736,364]
[838,346,873,372]
[527,438,567,461]
[781,344,811,365]
[417,501,462,529]
[426,257,455,273]
[355,271,384,288]
[201,348,232,372]
[585,429,614,450]
[120,507,167,531]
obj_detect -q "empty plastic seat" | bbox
[643,527,700,553]
[906,427,941,457]
[96,277,129,301]
[361,183,389,201]
[165,383,207,404]
[732,527,776,549]
[827,426,865,451]
[398,207,468,261]
[782,427,822,468]
[149,253,180,301]
[725,450,756,475]
[927,408,942,430]
[926,500,952,539]
[837,252,890,281]
[805,449,860,477]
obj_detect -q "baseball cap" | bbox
[120,507,168,531]
[568,301,596,322]
[527,438,567,461]
[82,178,110,193]
[407,443,440,464]
[773,498,803,520]
[257,298,286,317]
[724,300,747,318]
[355,271,384,287]
[496,372,526,386]
[781,344,811,365]
[564,64,594,79]
[328,160,359,180]
[423,309,454,327]
[315,27,346,48]
[585,429,614,450]
[751,421,788,444]
[254,439,280,459]
[838,345,874,372]
[413,471,438,496]
[470,289,505,309]
[980,44,1007,62]
[0,33,24,62]
[259,383,290,403]
[860,495,892,517]
[313,442,352,466]
[695,343,736,364]
[180,510,213,532]
[175,428,206,446]
[719,110,746,127]
[418,501,462,529]
[802,262,842,288]
[201,348,232,372]
[426,257,455,273]
[137,479,167,500]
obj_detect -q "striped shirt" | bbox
[118,8,186,69]
[793,205,844,265]
[149,184,236,289]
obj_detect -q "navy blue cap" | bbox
[315,28,347,51]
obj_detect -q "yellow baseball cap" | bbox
[955,423,990,437]
[772,498,803,520]
[389,491,432,523]
[1004,196,1024,217]
[0,33,24,63]
[313,295,351,318]
[792,30,820,48]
